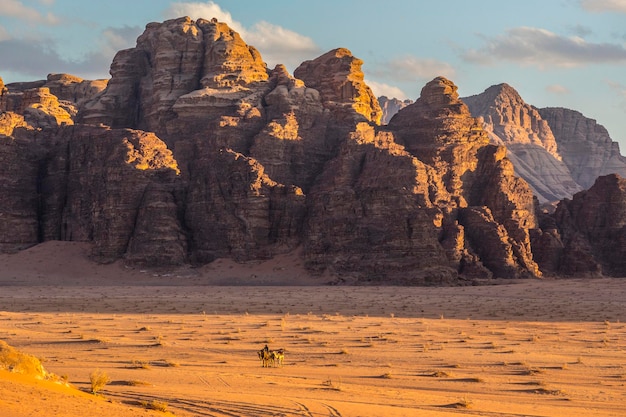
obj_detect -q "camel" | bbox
[257,346,284,367]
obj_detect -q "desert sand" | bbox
[1,241,625,416]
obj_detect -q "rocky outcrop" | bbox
[35,126,182,263]
[388,77,539,277]
[42,73,108,107]
[463,84,558,155]
[3,16,626,283]
[248,64,329,191]
[538,107,626,189]
[1,73,107,132]
[303,122,458,284]
[551,174,626,276]
[0,132,39,253]
[378,96,413,125]
[462,84,582,202]
[79,17,270,142]
[294,48,382,125]
[4,73,107,115]
[312,77,542,280]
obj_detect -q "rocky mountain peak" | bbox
[79,17,270,134]
[194,17,269,89]
[461,83,581,202]
[482,83,519,103]
[269,64,304,89]
[388,76,488,151]
[462,83,559,157]
[538,107,626,189]
[294,48,382,124]
[419,76,463,108]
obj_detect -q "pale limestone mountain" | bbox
[378,96,413,124]
[538,107,626,189]
[461,84,582,202]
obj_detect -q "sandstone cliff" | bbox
[386,77,539,279]
[2,16,625,282]
[531,174,626,277]
[294,48,382,125]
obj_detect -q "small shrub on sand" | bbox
[141,400,169,412]
[89,369,109,394]
[127,380,151,386]
[130,359,151,369]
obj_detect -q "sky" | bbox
[0,0,625,147]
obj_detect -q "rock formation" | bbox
[462,84,582,202]
[538,107,626,189]
[378,96,413,125]
[386,77,539,279]
[294,48,382,125]
[6,74,108,110]
[531,174,626,277]
[1,16,625,282]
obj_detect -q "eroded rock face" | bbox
[388,77,492,205]
[185,148,306,264]
[0,124,182,261]
[1,86,74,129]
[4,73,107,119]
[43,73,108,107]
[552,174,626,276]
[0,133,39,253]
[462,84,582,202]
[38,126,182,263]
[79,17,270,140]
[303,123,458,284]
[539,107,626,189]
[3,16,625,282]
[294,48,382,125]
[249,65,328,191]
[463,84,558,155]
[387,77,540,279]
[300,77,541,281]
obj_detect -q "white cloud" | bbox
[0,0,60,25]
[98,25,142,58]
[242,21,319,70]
[365,79,408,100]
[387,56,456,81]
[164,1,241,31]
[546,84,570,94]
[369,55,456,86]
[581,0,626,13]
[163,1,320,70]
[462,26,626,68]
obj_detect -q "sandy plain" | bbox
[0,241,625,417]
